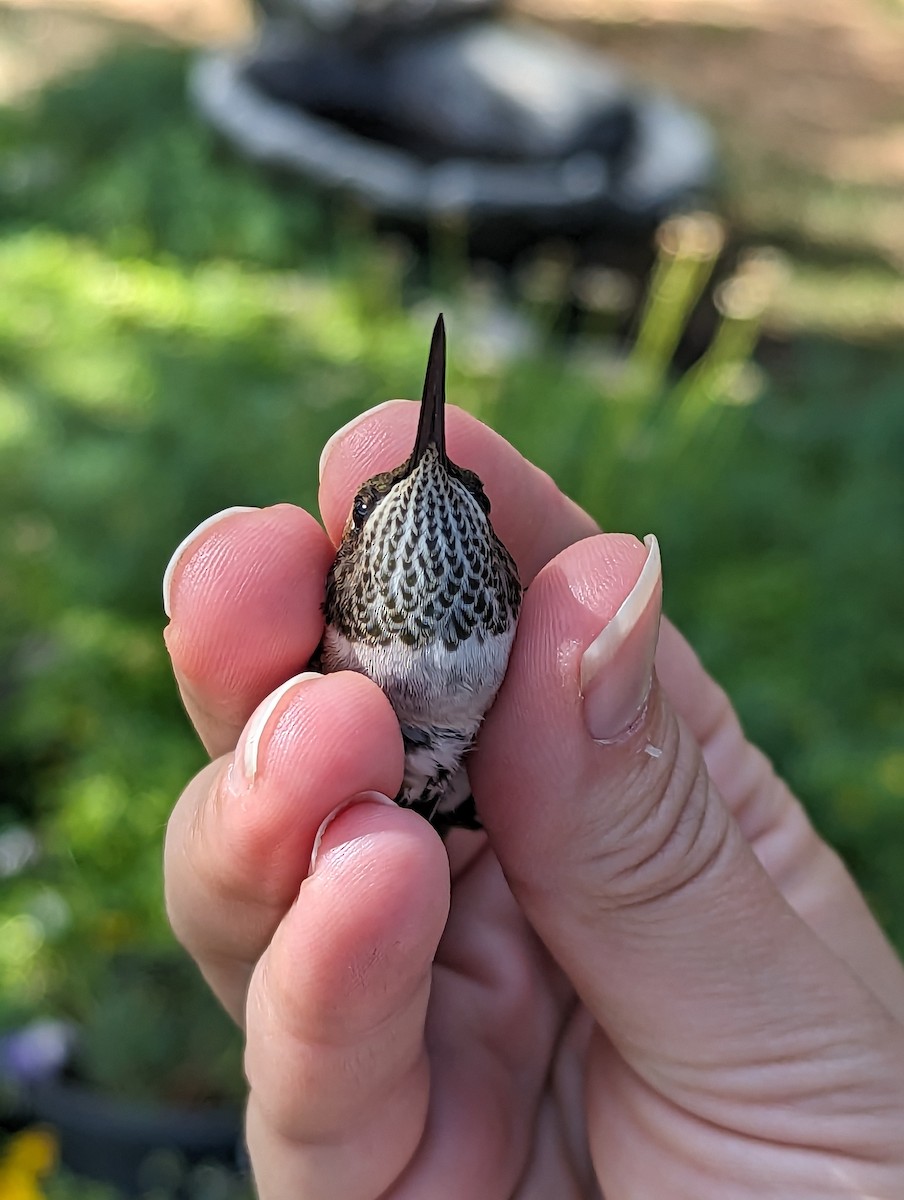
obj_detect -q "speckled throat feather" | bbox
[325,446,520,651]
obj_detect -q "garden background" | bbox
[1,0,903,1195]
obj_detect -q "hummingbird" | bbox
[319,315,523,832]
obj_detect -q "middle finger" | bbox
[164,670,405,1020]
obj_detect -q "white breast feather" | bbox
[321,624,516,732]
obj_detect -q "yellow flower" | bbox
[0,1128,59,1199]
[0,1163,47,1200]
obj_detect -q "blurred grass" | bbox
[727,152,904,338]
[0,38,902,1091]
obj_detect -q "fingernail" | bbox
[237,672,323,785]
[318,399,401,482]
[308,790,397,875]
[581,534,662,743]
[162,506,258,618]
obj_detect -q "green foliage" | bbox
[69,954,243,1105]
[0,49,324,266]
[46,1176,121,1200]
[0,40,902,1130]
[43,1156,253,1200]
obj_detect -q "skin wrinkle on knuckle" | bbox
[694,694,748,797]
[693,677,736,755]
[466,947,559,1081]
[246,1058,429,1178]
[247,1039,397,1140]
[613,769,727,912]
[264,914,433,1051]
[745,781,815,888]
[702,702,830,898]
[700,697,788,836]
[176,673,249,749]
[183,782,292,928]
[220,800,292,894]
[728,744,784,833]
[691,679,807,854]
[246,975,430,1143]
[573,717,731,914]
[218,734,340,885]
[172,858,279,967]
[197,947,257,1000]
[683,1031,902,1113]
[602,1067,904,1193]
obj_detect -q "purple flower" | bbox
[0,1020,74,1085]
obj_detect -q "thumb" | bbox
[473,533,904,1157]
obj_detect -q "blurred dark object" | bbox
[258,0,496,39]
[1,958,243,1194]
[191,4,716,254]
[243,24,636,164]
[26,1079,241,1195]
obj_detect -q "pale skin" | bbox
[163,401,904,1199]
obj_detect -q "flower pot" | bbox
[28,1076,242,1194]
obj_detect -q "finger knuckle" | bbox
[580,718,733,913]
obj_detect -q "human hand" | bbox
[163,402,904,1199]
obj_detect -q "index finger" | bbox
[163,503,335,756]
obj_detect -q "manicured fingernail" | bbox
[318,399,401,482]
[580,534,662,742]
[308,790,397,875]
[162,506,258,618]
[237,672,323,784]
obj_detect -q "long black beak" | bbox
[410,314,447,468]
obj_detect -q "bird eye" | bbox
[352,492,373,529]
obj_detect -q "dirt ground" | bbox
[2,0,904,315]
[4,0,904,184]
[537,0,904,188]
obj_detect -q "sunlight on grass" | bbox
[770,261,904,338]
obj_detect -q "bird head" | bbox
[326,314,521,654]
